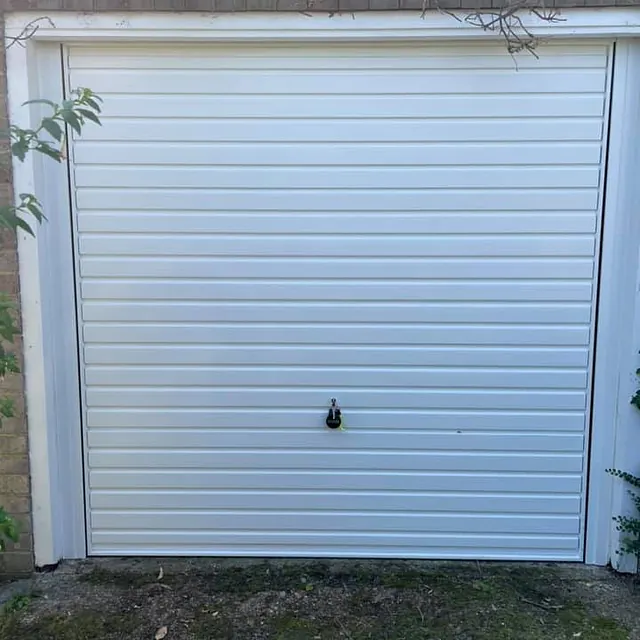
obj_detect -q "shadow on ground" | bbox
[0,559,638,639]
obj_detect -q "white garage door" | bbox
[66,42,610,560]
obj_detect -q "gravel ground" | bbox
[0,558,638,639]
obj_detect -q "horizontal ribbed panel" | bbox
[68,41,609,561]
[89,470,583,493]
[86,430,584,451]
[73,142,604,166]
[84,346,589,367]
[86,409,586,431]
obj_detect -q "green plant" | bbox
[607,363,640,565]
[0,507,19,551]
[606,469,640,562]
[5,88,102,235]
[0,88,102,550]
[2,592,34,614]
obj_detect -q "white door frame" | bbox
[6,10,640,568]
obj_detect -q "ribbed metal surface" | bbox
[66,42,610,559]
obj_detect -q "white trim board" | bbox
[4,10,640,568]
[5,9,640,42]
[589,40,640,571]
[5,41,87,565]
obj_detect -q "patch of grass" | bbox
[2,592,33,614]
[189,607,236,639]
[0,610,146,640]
[81,561,484,596]
[80,561,434,593]
[380,569,430,590]
[272,614,332,640]
[5,562,633,640]
[80,566,158,589]
[588,616,630,639]
[558,604,628,640]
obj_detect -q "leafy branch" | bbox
[607,363,640,566]
[2,88,102,237]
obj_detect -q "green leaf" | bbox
[16,195,45,225]
[0,211,17,233]
[76,88,103,103]
[0,311,18,342]
[0,320,17,342]
[61,110,82,135]
[607,469,640,489]
[84,98,102,113]
[0,398,15,419]
[13,216,35,237]
[0,352,20,377]
[35,142,61,162]
[6,521,18,543]
[0,206,35,240]
[25,203,46,223]
[10,141,27,162]
[0,329,16,343]
[76,108,101,125]
[0,507,19,546]
[41,118,63,142]
[10,127,36,144]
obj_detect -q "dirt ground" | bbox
[0,559,638,639]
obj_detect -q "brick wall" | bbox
[3,0,640,9]
[0,23,32,576]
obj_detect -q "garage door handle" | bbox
[326,398,342,430]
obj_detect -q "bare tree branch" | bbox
[426,0,564,57]
[5,17,55,50]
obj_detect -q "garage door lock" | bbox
[326,398,342,430]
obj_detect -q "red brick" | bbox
[246,0,277,8]
[62,0,95,7]
[339,0,369,9]
[0,551,33,575]
[0,436,26,456]
[0,372,25,394]
[0,250,18,273]
[214,0,247,9]
[13,513,32,533]
[369,0,399,7]
[0,457,29,476]
[0,417,27,436]
[6,532,33,552]
[0,495,30,514]
[0,475,29,495]
[184,0,215,7]
[0,22,31,576]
